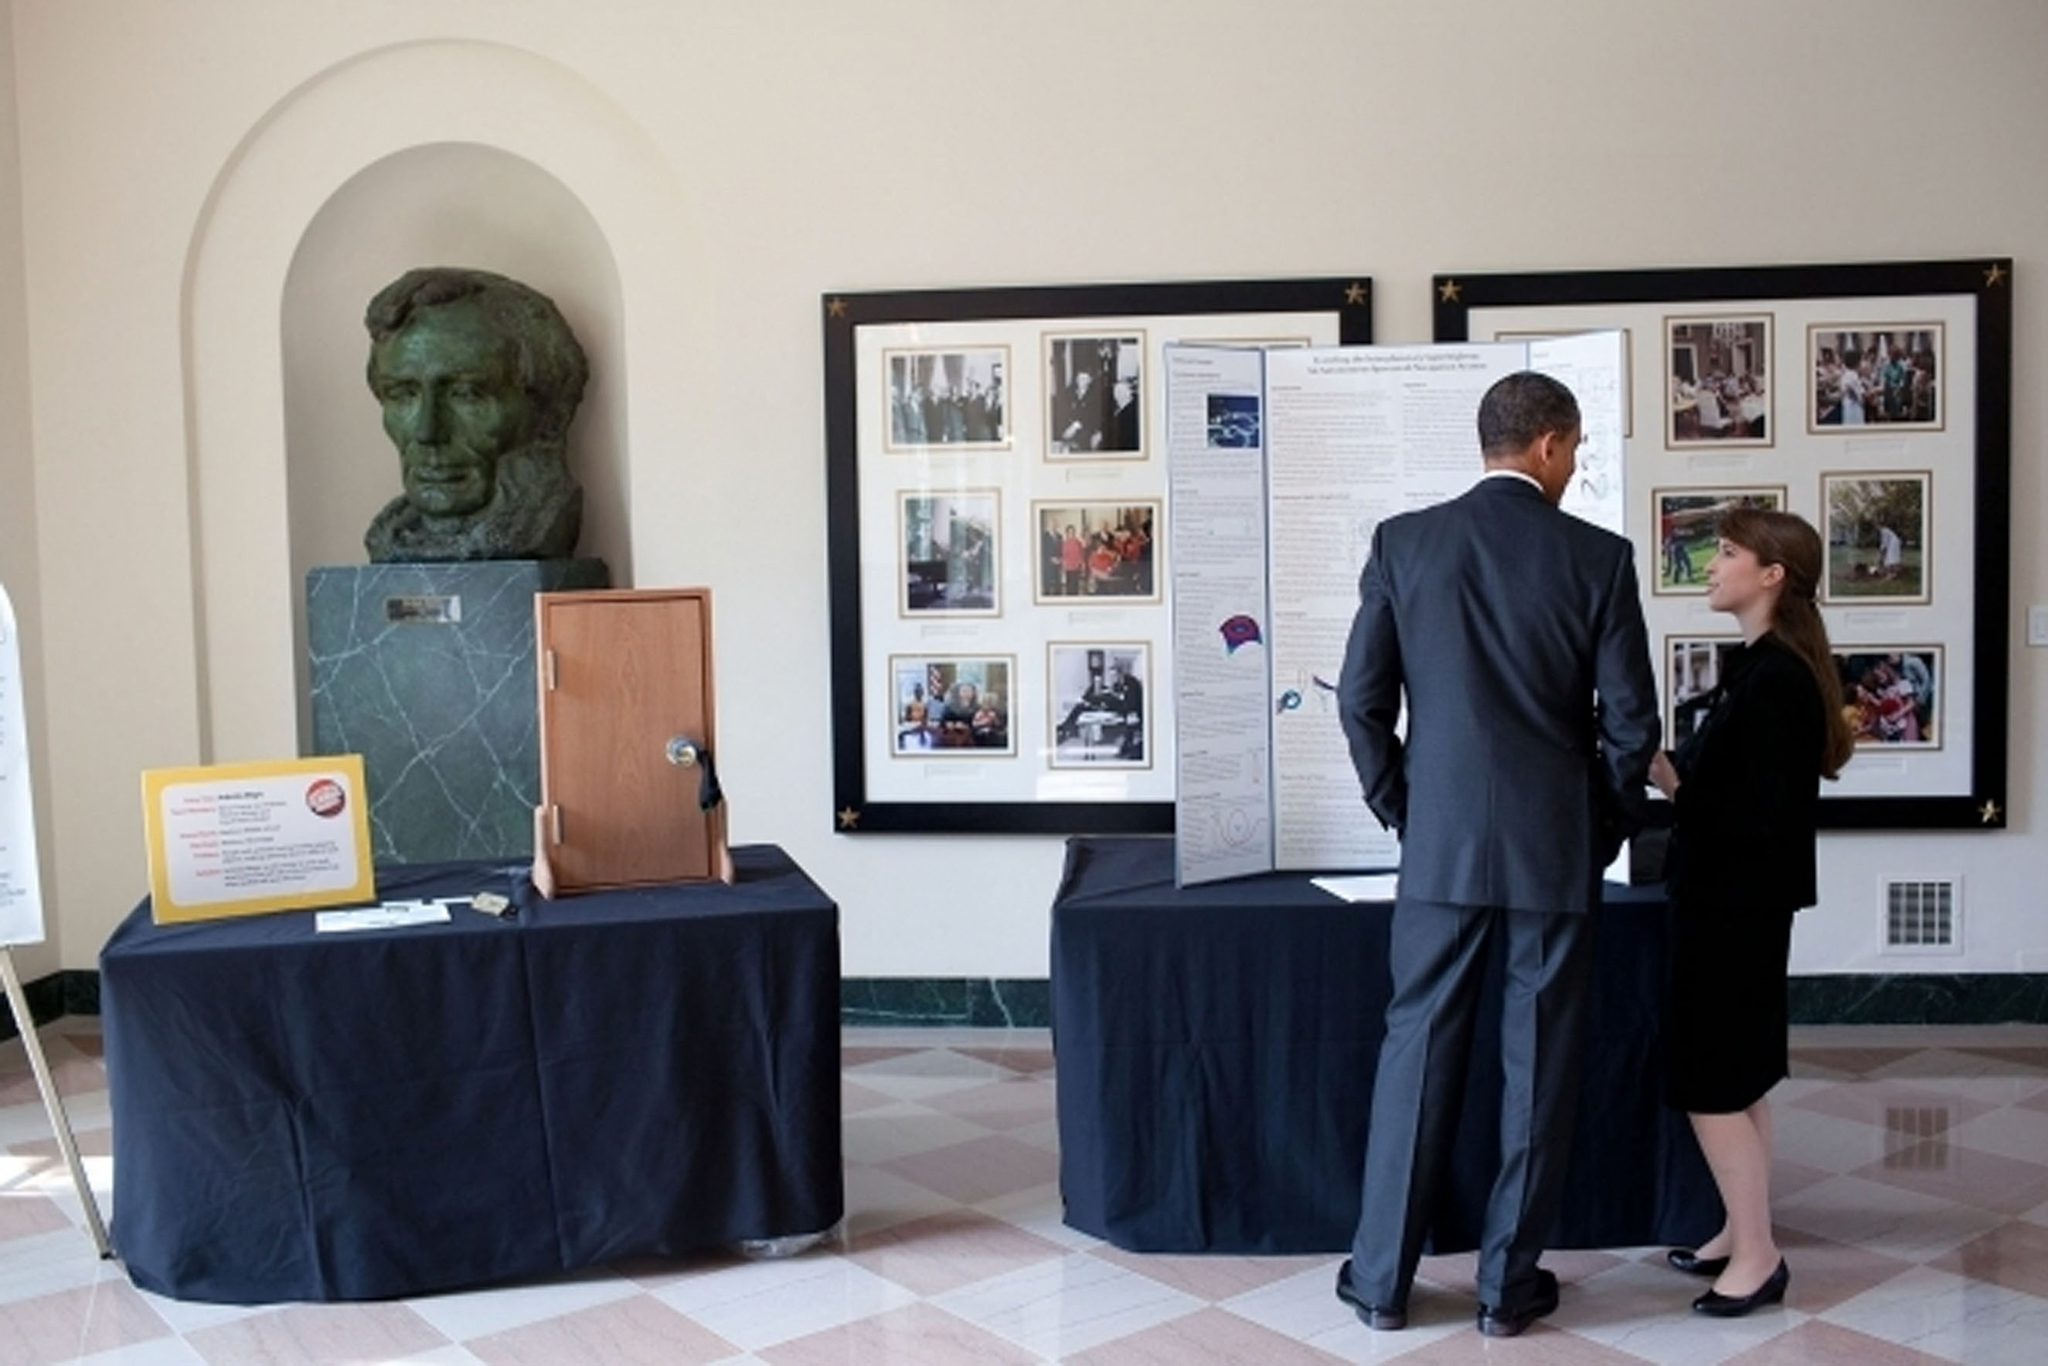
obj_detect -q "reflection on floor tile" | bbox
[759,1301,1035,1366]
[0,1022,2045,1363]
[465,1293,737,1366]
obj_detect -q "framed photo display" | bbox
[827,277,1371,833]
[1437,258,2011,829]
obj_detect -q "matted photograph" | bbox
[1664,635,1742,749]
[1809,324,1942,431]
[882,346,1009,451]
[900,490,1000,615]
[829,277,1368,833]
[1835,647,1941,750]
[1206,393,1262,448]
[1653,486,1788,594]
[1047,642,1150,768]
[1822,471,1931,603]
[1033,502,1158,602]
[1666,314,1772,447]
[889,654,1015,756]
[1046,332,1145,457]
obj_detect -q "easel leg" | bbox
[0,949,111,1258]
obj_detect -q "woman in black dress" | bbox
[1648,508,1854,1318]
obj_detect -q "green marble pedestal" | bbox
[307,559,609,864]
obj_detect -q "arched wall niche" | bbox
[183,38,709,764]
[281,143,627,744]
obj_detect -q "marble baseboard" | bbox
[1786,973,2048,1024]
[21,972,2045,1033]
[0,969,76,1039]
[840,978,1051,1028]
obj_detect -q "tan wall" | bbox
[0,2,55,978]
[6,0,2046,976]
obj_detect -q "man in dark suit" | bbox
[1333,371,1659,1338]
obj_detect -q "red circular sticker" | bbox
[306,778,347,818]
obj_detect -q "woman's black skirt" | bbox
[1665,895,1796,1114]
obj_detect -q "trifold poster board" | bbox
[1165,335,1626,886]
[0,584,46,945]
[141,756,376,923]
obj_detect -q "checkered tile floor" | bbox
[3,1021,2047,1363]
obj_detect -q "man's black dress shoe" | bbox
[1666,1247,1731,1277]
[1333,1258,1405,1330]
[1692,1259,1789,1317]
[1477,1267,1558,1338]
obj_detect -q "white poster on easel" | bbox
[1164,344,1277,886]
[0,583,47,946]
[1166,334,1627,886]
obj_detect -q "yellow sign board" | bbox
[141,756,375,924]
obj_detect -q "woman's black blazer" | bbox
[1668,633,1826,913]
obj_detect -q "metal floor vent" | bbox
[1883,877,1958,951]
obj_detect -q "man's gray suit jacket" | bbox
[1338,475,1660,915]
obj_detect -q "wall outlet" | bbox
[2031,604,2048,647]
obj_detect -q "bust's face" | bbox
[370,300,537,520]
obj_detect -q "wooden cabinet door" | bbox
[534,588,728,892]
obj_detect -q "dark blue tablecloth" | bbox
[1050,836,1718,1254]
[101,846,842,1303]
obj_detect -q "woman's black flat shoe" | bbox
[1692,1259,1789,1317]
[1666,1248,1730,1277]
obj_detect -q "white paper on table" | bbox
[1311,873,1400,903]
[1604,839,1632,886]
[314,902,452,933]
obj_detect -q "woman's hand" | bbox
[1649,750,1681,800]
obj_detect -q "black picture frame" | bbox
[1436,259,2011,830]
[826,277,1373,834]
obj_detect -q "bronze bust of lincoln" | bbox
[363,267,588,562]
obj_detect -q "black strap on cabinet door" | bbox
[664,735,724,811]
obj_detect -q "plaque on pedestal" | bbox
[308,559,608,863]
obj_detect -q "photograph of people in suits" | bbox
[885,347,1008,450]
[1046,334,1143,457]
[1034,503,1156,601]
[900,491,999,615]
[1334,371,1659,1339]
[1047,644,1147,767]
[1649,508,1856,1319]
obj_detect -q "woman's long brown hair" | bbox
[1716,506,1856,779]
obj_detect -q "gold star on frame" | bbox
[1980,800,2002,824]
[1437,279,1462,304]
[1983,263,2006,288]
[837,806,861,830]
[1343,282,1368,306]
[826,297,848,318]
